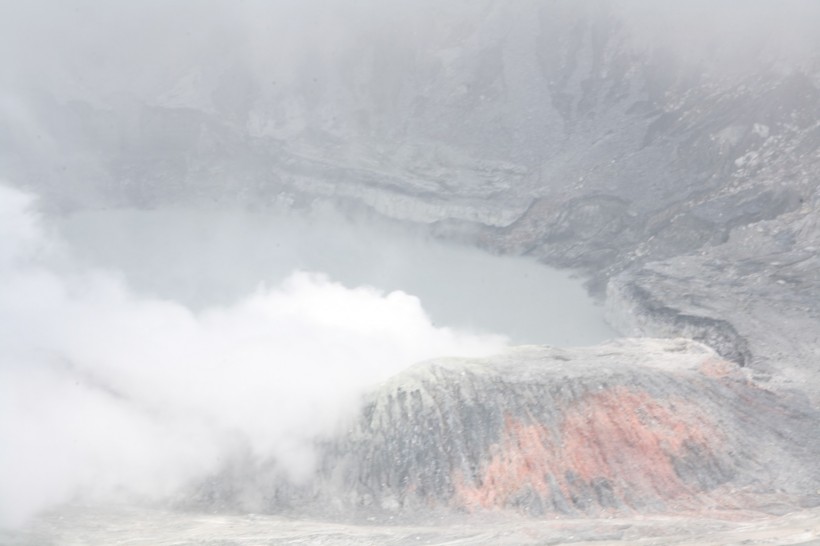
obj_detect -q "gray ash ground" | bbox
[6,505,820,546]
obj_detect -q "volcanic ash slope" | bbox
[318,338,820,517]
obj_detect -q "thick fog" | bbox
[2,1,818,131]
[3,1,817,94]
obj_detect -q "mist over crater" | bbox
[50,207,613,347]
[2,0,820,544]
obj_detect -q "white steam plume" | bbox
[0,184,507,527]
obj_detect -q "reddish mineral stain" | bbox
[453,386,722,511]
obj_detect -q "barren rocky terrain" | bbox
[2,0,820,543]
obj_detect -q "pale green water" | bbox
[51,208,614,347]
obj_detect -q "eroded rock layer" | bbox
[319,339,820,516]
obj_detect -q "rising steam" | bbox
[0,184,506,527]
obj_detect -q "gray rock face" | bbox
[606,185,820,396]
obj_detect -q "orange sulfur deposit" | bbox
[454,386,723,512]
